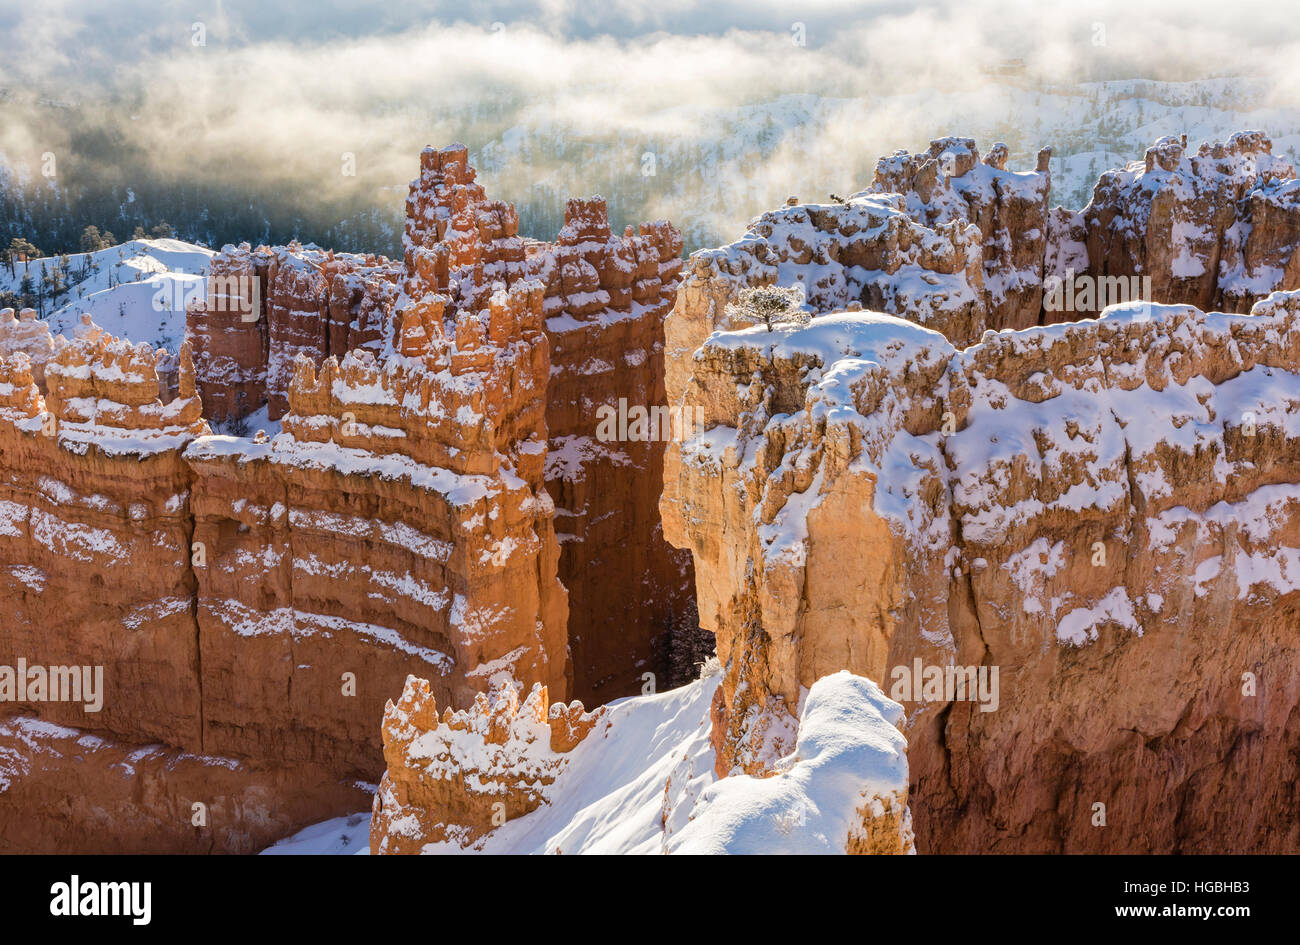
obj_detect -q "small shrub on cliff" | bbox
[726,284,811,332]
[215,415,252,438]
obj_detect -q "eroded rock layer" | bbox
[368,666,913,855]
[186,243,398,421]
[674,133,1300,354]
[661,292,1300,853]
[0,336,207,749]
[398,146,698,703]
[539,204,697,702]
[0,150,570,851]
[0,715,372,855]
[369,674,603,852]
[1077,131,1299,315]
[187,270,568,773]
[1,143,696,852]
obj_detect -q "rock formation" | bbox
[368,666,912,855]
[871,135,1053,331]
[673,133,1300,355]
[0,183,568,852]
[660,291,1300,853]
[186,271,568,775]
[0,144,697,853]
[0,335,369,854]
[186,243,398,421]
[11,129,1300,856]
[1077,131,1299,315]
[0,336,206,743]
[398,146,698,703]
[0,308,57,389]
[369,674,603,852]
[0,714,368,855]
[325,131,1300,856]
[643,130,1300,854]
[538,204,697,701]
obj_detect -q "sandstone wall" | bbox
[399,146,698,703]
[1079,131,1299,315]
[0,335,207,749]
[186,243,397,422]
[536,202,696,702]
[0,332,406,851]
[0,316,563,851]
[871,135,1053,331]
[0,142,700,853]
[189,274,570,774]
[184,245,268,420]
[0,149,573,852]
[661,293,1300,853]
[0,714,371,854]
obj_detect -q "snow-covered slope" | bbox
[261,814,371,856]
[1,239,212,352]
[267,667,914,855]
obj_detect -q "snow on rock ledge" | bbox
[665,671,913,855]
[369,674,603,853]
[365,667,912,855]
[662,291,1300,853]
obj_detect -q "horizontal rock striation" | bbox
[0,151,570,851]
[186,272,568,774]
[398,145,698,704]
[0,336,208,748]
[661,291,1300,853]
[0,715,371,855]
[2,142,697,853]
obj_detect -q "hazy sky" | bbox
[4,0,1297,92]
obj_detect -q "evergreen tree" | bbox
[6,238,41,277]
[79,225,109,253]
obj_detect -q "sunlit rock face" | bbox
[669,133,1300,355]
[400,145,698,703]
[0,142,701,852]
[368,668,914,856]
[1077,131,1300,316]
[186,242,398,422]
[367,133,1300,857]
[661,291,1300,853]
[651,132,1300,853]
[369,674,604,853]
[14,127,1299,857]
[0,275,565,850]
